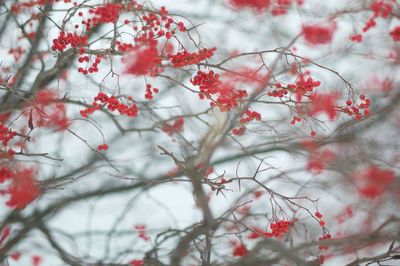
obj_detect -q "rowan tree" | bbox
[0,0,399,265]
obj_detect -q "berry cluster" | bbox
[229,0,271,12]
[162,117,184,136]
[343,94,371,120]
[350,0,393,42]
[51,31,88,52]
[118,6,187,76]
[271,0,304,16]
[229,0,304,15]
[10,0,48,14]
[124,47,160,76]
[80,3,123,31]
[0,165,40,209]
[168,48,216,68]
[30,89,70,131]
[356,165,395,198]
[267,82,288,98]
[232,126,246,136]
[190,70,221,99]
[371,0,392,18]
[232,243,248,257]
[210,84,248,112]
[144,83,159,99]
[350,34,362,43]
[0,122,16,146]
[266,220,293,238]
[315,211,327,226]
[97,144,108,151]
[78,55,102,75]
[116,42,135,52]
[290,116,302,125]
[318,233,332,251]
[136,6,186,43]
[0,165,12,183]
[302,23,336,46]
[191,70,248,112]
[390,26,400,41]
[247,220,294,239]
[129,260,144,266]
[308,92,340,120]
[290,74,321,101]
[240,109,261,124]
[80,92,139,118]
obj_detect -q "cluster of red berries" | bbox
[350,34,363,43]
[144,84,159,100]
[116,42,135,52]
[129,260,144,266]
[191,70,221,99]
[232,243,248,257]
[10,0,48,14]
[350,1,393,43]
[121,5,185,57]
[370,0,392,18]
[343,94,371,120]
[80,92,139,118]
[133,31,159,48]
[229,0,271,12]
[247,220,294,239]
[51,31,88,52]
[83,3,123,31]
[0,122,16,146]
[290,116,302,125]
[0,165,40,209]
[161,117,184,136]
[318,233,332,250]
[240,109,261,124]
[302,23,336,46]
[356,165,395,198]
[315,211,327,227]
[390,26,400,41]
[268,83,289,98]
[191,70,248,112]
[78,55,102,75]
[271,0,304,16]
[229,0,304,15]
[123,47,161,76]
[308,92,340,120]
[210,84,248,112]
[168,48,216,68]
[80,4,123,32]
[232,126,246,136]
[150,6,185,32]
[31,90,70,131]
[140,10,185,40]
[0,165,12,183]
[97,144,108,151]
[266,220,293,238]
[290,75,321,102]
